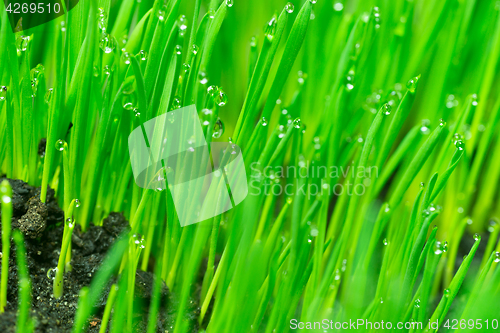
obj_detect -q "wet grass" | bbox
[1,0,500,332]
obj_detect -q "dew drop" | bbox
[175,45,182,55]
[123,102,134,110]
[212,118,225,138]
[137,50,148,61]
[55,139,66,151]
[454,139,465,151]
[191,44,199,55]
[471,93,478,106]
[473,233,480,241]
[75,199,80,208]
[16,35,30,53]
[310,228,319,237]
[444,289,450,297]
[178,15,188,35]
[217,90,228,106]
[285,2,294,13]
[99,34,116,54]
[286,197,293,204]
[382,238,388,246]
[439,118,446,127]
[103,65,112,76]
[406,76,419,93]
[494,252,500,263]
[47,268,57,281]
[261,117,268,126]
[333,2,343,11]
[226,0,234,7]
[309,0,317,3]
[383,103,391,115]
[121,52,131,65]
[293,118,301,129]
[0,86,8,102]
[170,98,181,110]
[265,17,277,42]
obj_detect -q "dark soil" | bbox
[0,178,190,332]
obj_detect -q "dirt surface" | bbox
[0,178,184,332]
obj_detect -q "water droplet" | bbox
[265,16,277,42]
[293,118,301,129]
[442,241,448,253]
[311,228,319,237]
[439,118,446,127]
[406,76,419,93]
[75,199,80,208]
[471,93,478,106]
[121,52,131,64]
[157,6,167,21]
[434,241,443,255]
[309,0,317,3]
[217,90,228,106]
[333,2,343,11]
[16,35,30,53]
[212,118,225,138]
[97,8,108,31]
[420,182,425,189]
[191,44,199,55]
[383,103,391,115]
[384,203,390,213]
[99,34,116,54]
[261,117,268,126]
[455,139,465,151]
[473,233,480,241]
[170,98,181,110]
[226,0,234,7]
[444,289,450,297]
[55,140,65,151]
[137,50,148,61]
[123,102,134,110]
[298,71,306,85]
[155,187,164,192]
[494,252,500,263]
[420,119,431,134]
[178,15,188,35]
[383,238,388,246]
[103,65,112,76]
[380,297,383,303]
[175,45,182,55]
[345,70,355,91]
[286,197,293,204]
[285,2,294,13]
[0,86,7,102]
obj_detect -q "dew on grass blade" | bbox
[16,35,30,53]
[201,109,212,126]
[285,2,294,13]
[293,118,301,129]
[444,289,450,297]
[217,90,228,106]
[226,0,234,7]
[121,52,132,64]
[199,72,208,85]
[406,76,419,93]
[383,238,388,246]
[0,86,7,102]
[309,0,317,3]
[99,34,116,54]
[192,44,199,55]
[170,98,181,110]
[383,103,391,115]
[261,117,268,126]
[75,199,80,208]
[439,118,446,127]
[123,102,134,110]
[420,119,431,134]
[298,71,306,85]
[97,7,108,32]
[473,233,480,241]
[103,65,112,76]
[333,2,343,11]
[471,93,478,106]
[55,140,65,151]
[137,50,148,61]
[175,45,182,55]
[212,118,225,138]
[157,6,167,21]
[455,140,465,150]
[494,252,500,263]
[265,16,277,42]
[178,15,188,36]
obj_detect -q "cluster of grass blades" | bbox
[1,0,500,332]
